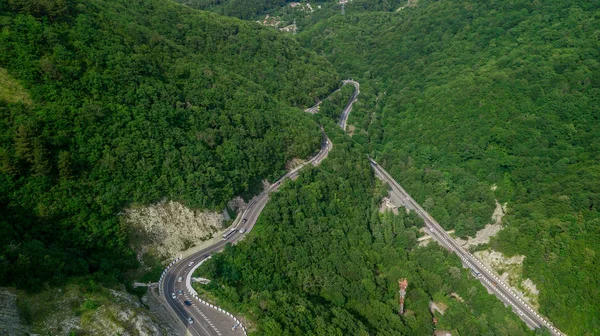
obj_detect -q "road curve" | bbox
[161,82,352,336]
[369,158,564,336]
[159,78,564,336]
[338,80,360,131]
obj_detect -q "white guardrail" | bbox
[186,257,248,336]
[158,256,180,296]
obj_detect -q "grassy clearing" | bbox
[0,67,31,105]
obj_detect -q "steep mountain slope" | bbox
[0,0,337,289]
[194,124,534,335]
[299,0,600,334]
[176,0,406,22]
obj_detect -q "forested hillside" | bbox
[0,0,338,289]
[195,123,534,335]
[175,0,405,21]
[298,0,600,334]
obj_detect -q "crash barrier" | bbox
[186,257,247,335]
[157,256,181,296]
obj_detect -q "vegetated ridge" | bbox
[0,0,338,290]
[193,120,536,335]
[298,0,600,334]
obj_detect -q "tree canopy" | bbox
[195,123,533,335]
[298,1,600,334]
[0,0,338,289]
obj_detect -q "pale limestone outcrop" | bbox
[16,284,175,336]
[456,200,506,248]
[0,288,27,336]
[125,200,224,261]
[474,249,540,307]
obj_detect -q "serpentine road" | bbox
[159,79,562,336]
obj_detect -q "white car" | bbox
[178,277,183,282]
[239,228,246,234]
[187,317,194,324]
[188,261,194,266]
[171,293,176,299]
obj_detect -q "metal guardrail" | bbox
[157,256,180,296]
[185,257,247,335]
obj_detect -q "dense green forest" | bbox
[174,0,405,22]
[297,0,600,334]
[175,0,291,20]
[195,124,535,335]
[3,0,598,334]
[0,0,338,289]
[318,83,355,121]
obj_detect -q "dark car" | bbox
[184,300,192,306]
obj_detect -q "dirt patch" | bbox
[522,279,540,297]
[456,200,506,248]
[456,223,503,248]
[379,197,399,214]
[450,292,463,302]
[125,200,223,262]
[347,124,356,137]
[286,158,307,171]
[491,200,507,223]
[429,301,447,315]
[396,0,418,11]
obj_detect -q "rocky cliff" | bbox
[125,200,225,262]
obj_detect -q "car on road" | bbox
[178,277,183,282]
[171,293,176,299]
[184,300,192,306]
[187,317,194,324]
[188,261,194,266]
[177,289,183,295]
[241,218,247,224]
[239,228,246,234]
[203,254,209,259]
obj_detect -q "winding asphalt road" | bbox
[338,80,359,131]
[160,78,563,336]
[161,131,333,335]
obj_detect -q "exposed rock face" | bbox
[84,290,166,336]
[286,158,307,172]
[0,288,27,336]
[456,200,506,248]
[125,200,224,261]
[474,249,540,307]
[227,196,247,214]
[16,284,176,336]
[429,301,447,315]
